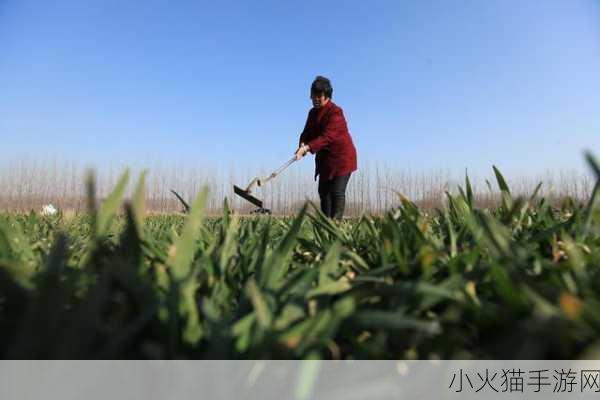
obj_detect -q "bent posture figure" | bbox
[295,76,358,219]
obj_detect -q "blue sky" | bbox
[1,0,600,179]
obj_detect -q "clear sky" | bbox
[2,0,600,179]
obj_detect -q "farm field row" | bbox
[1,156,599,359]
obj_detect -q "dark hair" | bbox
[311,76,333,99]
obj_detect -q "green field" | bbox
[1,154,600,359]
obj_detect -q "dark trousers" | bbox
[318,174,351,219]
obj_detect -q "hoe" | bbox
[171,156,297,214]
[233,156,297,214]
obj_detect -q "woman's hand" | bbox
[295,143,310,160]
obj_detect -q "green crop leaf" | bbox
[585,151,600,181]
[86,170,98,220]
[96,170,130,238]
[465,170,474,208]
[181,278,203,344]
[219,214,239,274]
[318,241,342,285]
[306,277,352,299]
[354,311,441,335]
[581,181,600,240]
[492,165,511,194]
[246,278,272,329]
[259,203,308,290]
[529,182,543,202]
[0,220,36,285]
[167,188,209,281]
[9,234,68,358]
[131,170,147,238]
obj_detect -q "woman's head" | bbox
[310,76,333,108]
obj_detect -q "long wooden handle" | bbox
[272,156,297,177]
[260,157,297,185]
[245,157,297,192]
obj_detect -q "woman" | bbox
[295,76,358,219]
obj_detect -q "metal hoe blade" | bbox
[233,185,263,208]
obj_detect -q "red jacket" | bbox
[299,101,358,180]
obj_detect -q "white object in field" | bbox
[41,204,58,216]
